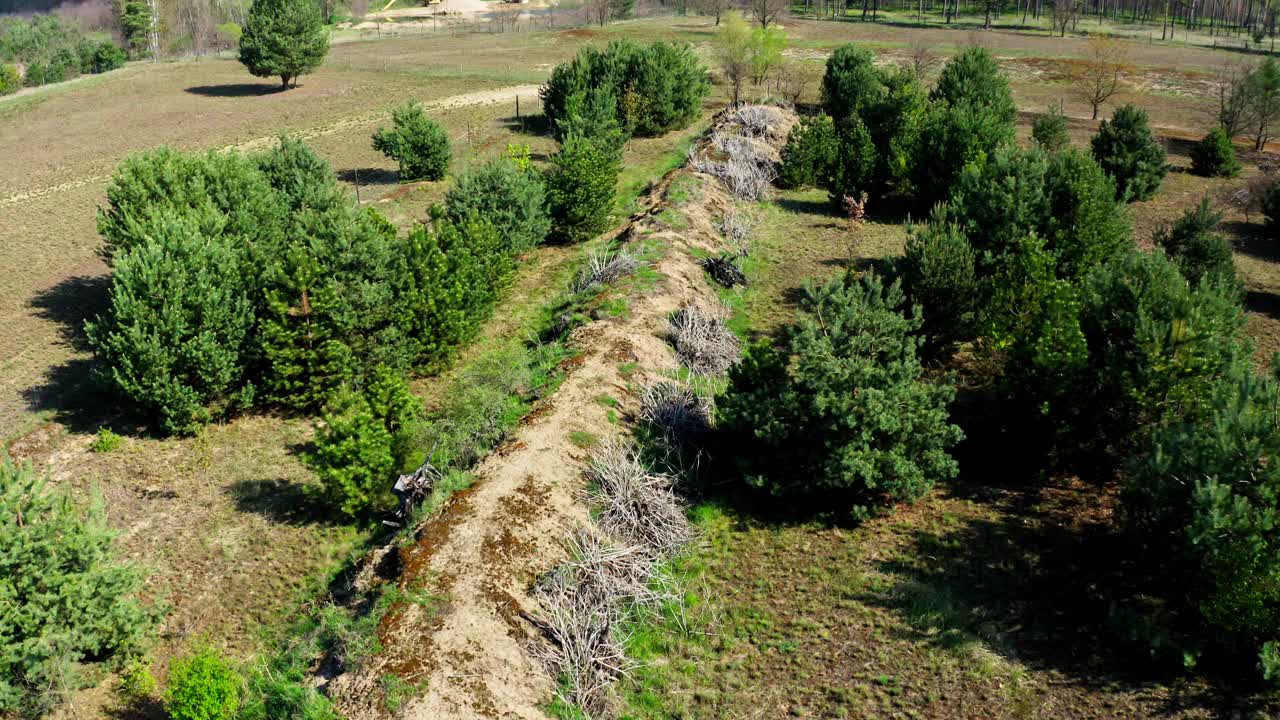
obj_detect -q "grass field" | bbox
[3,10,1279,718]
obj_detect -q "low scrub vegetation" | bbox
[0,14,127,90]
[0,457,157,715]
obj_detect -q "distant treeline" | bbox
[0,0,82,15]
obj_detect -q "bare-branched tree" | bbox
[1076,35,1130,120]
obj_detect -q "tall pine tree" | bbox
[238,0,329,89]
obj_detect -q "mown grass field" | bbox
[2,10,1279,718]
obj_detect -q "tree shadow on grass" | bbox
[22,274,147,434]
[336,167,401,187]
[499,112,549,138]
[1227,220,1280,262]
[229,478,345,527]
[184,83,287,98]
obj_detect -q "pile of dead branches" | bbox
[638,380,712,438]
[717,208,755,257]
[572,244,644,294]
[729,104,777,138]
[702,254,746,288]
[667,306,740,376]
[688,132,777,201]
[530,438,694,717]
[587,438,694,557]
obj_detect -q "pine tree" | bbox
[717,272,963,517]
[371,103,451,182]
[1154,197,1237,287]
[238,0,329,89]
[1189,127,1242,178]
[86,211,257,435]
[0,457,154,715]
[900,211,980,360]
[930,46,1018,127]
[779,113,839,189]
[445,157,550,257]
[97,147,285,264]
[1090,103,1167,202]
[546,135,620,243]
[1125,371,1280,685]
[306,389,396,518]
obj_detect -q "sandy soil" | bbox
[326,106,797,719]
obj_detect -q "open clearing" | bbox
[3,11,1279,719]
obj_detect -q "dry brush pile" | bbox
[529,439,693,717]
[525,104,793,719]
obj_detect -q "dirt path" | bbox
[0,84,542,209]
[326,107,797,720]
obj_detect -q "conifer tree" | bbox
[86,211,257,435]
[1090,103,1167,202]
[239,0,329,89]
[0,457,154,714]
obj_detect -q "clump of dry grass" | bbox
[667,306,741,376]
[572,244,645,294]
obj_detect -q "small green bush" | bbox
[1153,197,1236,287]
[166,644,241,720]
[22,60,47,87]
[0,63,20,95]
[1,457,154,715]
[91,427,123,453]
[84,40,127,74]
[116,656,157,704]
[1189,127,1241,178]
[779,113,839,189]
[445,157,550,256]
[717,272,963,517]
[372,103,451,182]
[546,136,620,243]
[1090,103,1167,202]
[900,211,980,360]
[85,212,257,435]
[306,389,397,518]
[1031,106,1070,153]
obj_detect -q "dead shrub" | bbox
[667,306,740,376]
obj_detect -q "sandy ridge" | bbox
[326,106,798,720]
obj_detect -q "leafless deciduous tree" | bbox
[1075,35,1130,120]
[905,37,941,79]
[1050,0,1080,36]
[750,0,789,27]
[695,0,733,24]
[1211,60,1255,139]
